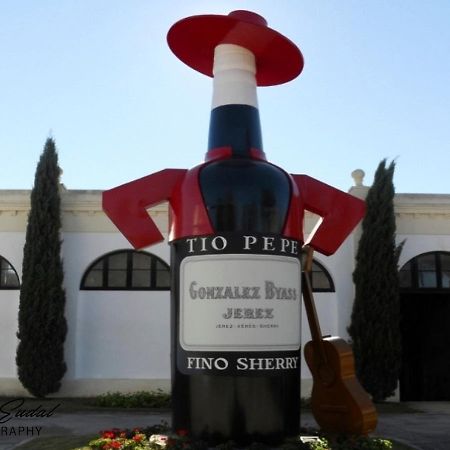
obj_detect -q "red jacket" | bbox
[102,147,365,256]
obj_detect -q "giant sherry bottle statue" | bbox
[103,10,367,445]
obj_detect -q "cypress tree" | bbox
[348,159,402,402]
[16,138,67,397]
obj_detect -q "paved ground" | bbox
[302,402,450,450]
[0,402,449,450]
[380,402,450,450]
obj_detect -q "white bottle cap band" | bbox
[211,44,258,109]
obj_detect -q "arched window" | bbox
[80,250,170,290]
[0,256,20,289]
[400,251,450,290]
[310,260,335,292]
[301,256,335,292]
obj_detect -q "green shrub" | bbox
[283,432,393,450]
[331,436,392,450]
[94,390,171,408]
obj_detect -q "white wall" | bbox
[0,291,20,378]
[62,232,171,381]
[2,211,450,396]
[0,232,25,379]
[398,234,450,268]
[75,291,170,379]
[0,229,173,395]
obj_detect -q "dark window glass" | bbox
[399,261,412,288]
[133,252,152,269]
[441,254,450,288]
[0,257,20,289]
[131,253,152,288]
[132,270,152,288]
[109,252,127,270]
[107,252,128,288]
[399,252,450,290]
[311,261,334,292]
[84,269,103,288]
[156,260,171,288]
[108,269,127,288]
[417,254,437,288]
[83,261,104,288]
[300,254,335,292]
[81,250,170,291]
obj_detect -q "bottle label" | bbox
[172,233,302,375]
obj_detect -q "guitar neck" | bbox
[302,247,328,363]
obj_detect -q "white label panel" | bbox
[179,254,301,352]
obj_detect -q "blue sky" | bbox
[1,1,449,193]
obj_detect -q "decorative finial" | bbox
[351,169,365,187]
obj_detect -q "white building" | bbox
[1,172,449,401]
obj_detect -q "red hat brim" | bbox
[167,13,304,86]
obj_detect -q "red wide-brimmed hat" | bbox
[167,10,304,86]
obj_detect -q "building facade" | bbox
[1,173,449,399]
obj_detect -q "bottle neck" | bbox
[207,44,263,158]
[208,105,262,156]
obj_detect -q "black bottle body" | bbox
[170,105,301,444]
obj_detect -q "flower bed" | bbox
[73,423,393,450]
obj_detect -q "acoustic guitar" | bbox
[302,246,378,435]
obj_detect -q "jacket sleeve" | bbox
[291,174,366,256]
[102,169,187,249]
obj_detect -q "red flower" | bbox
[176,429,189,437]
[133,434,144,442]
[110,442,122,449]
[102,431,115,439]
